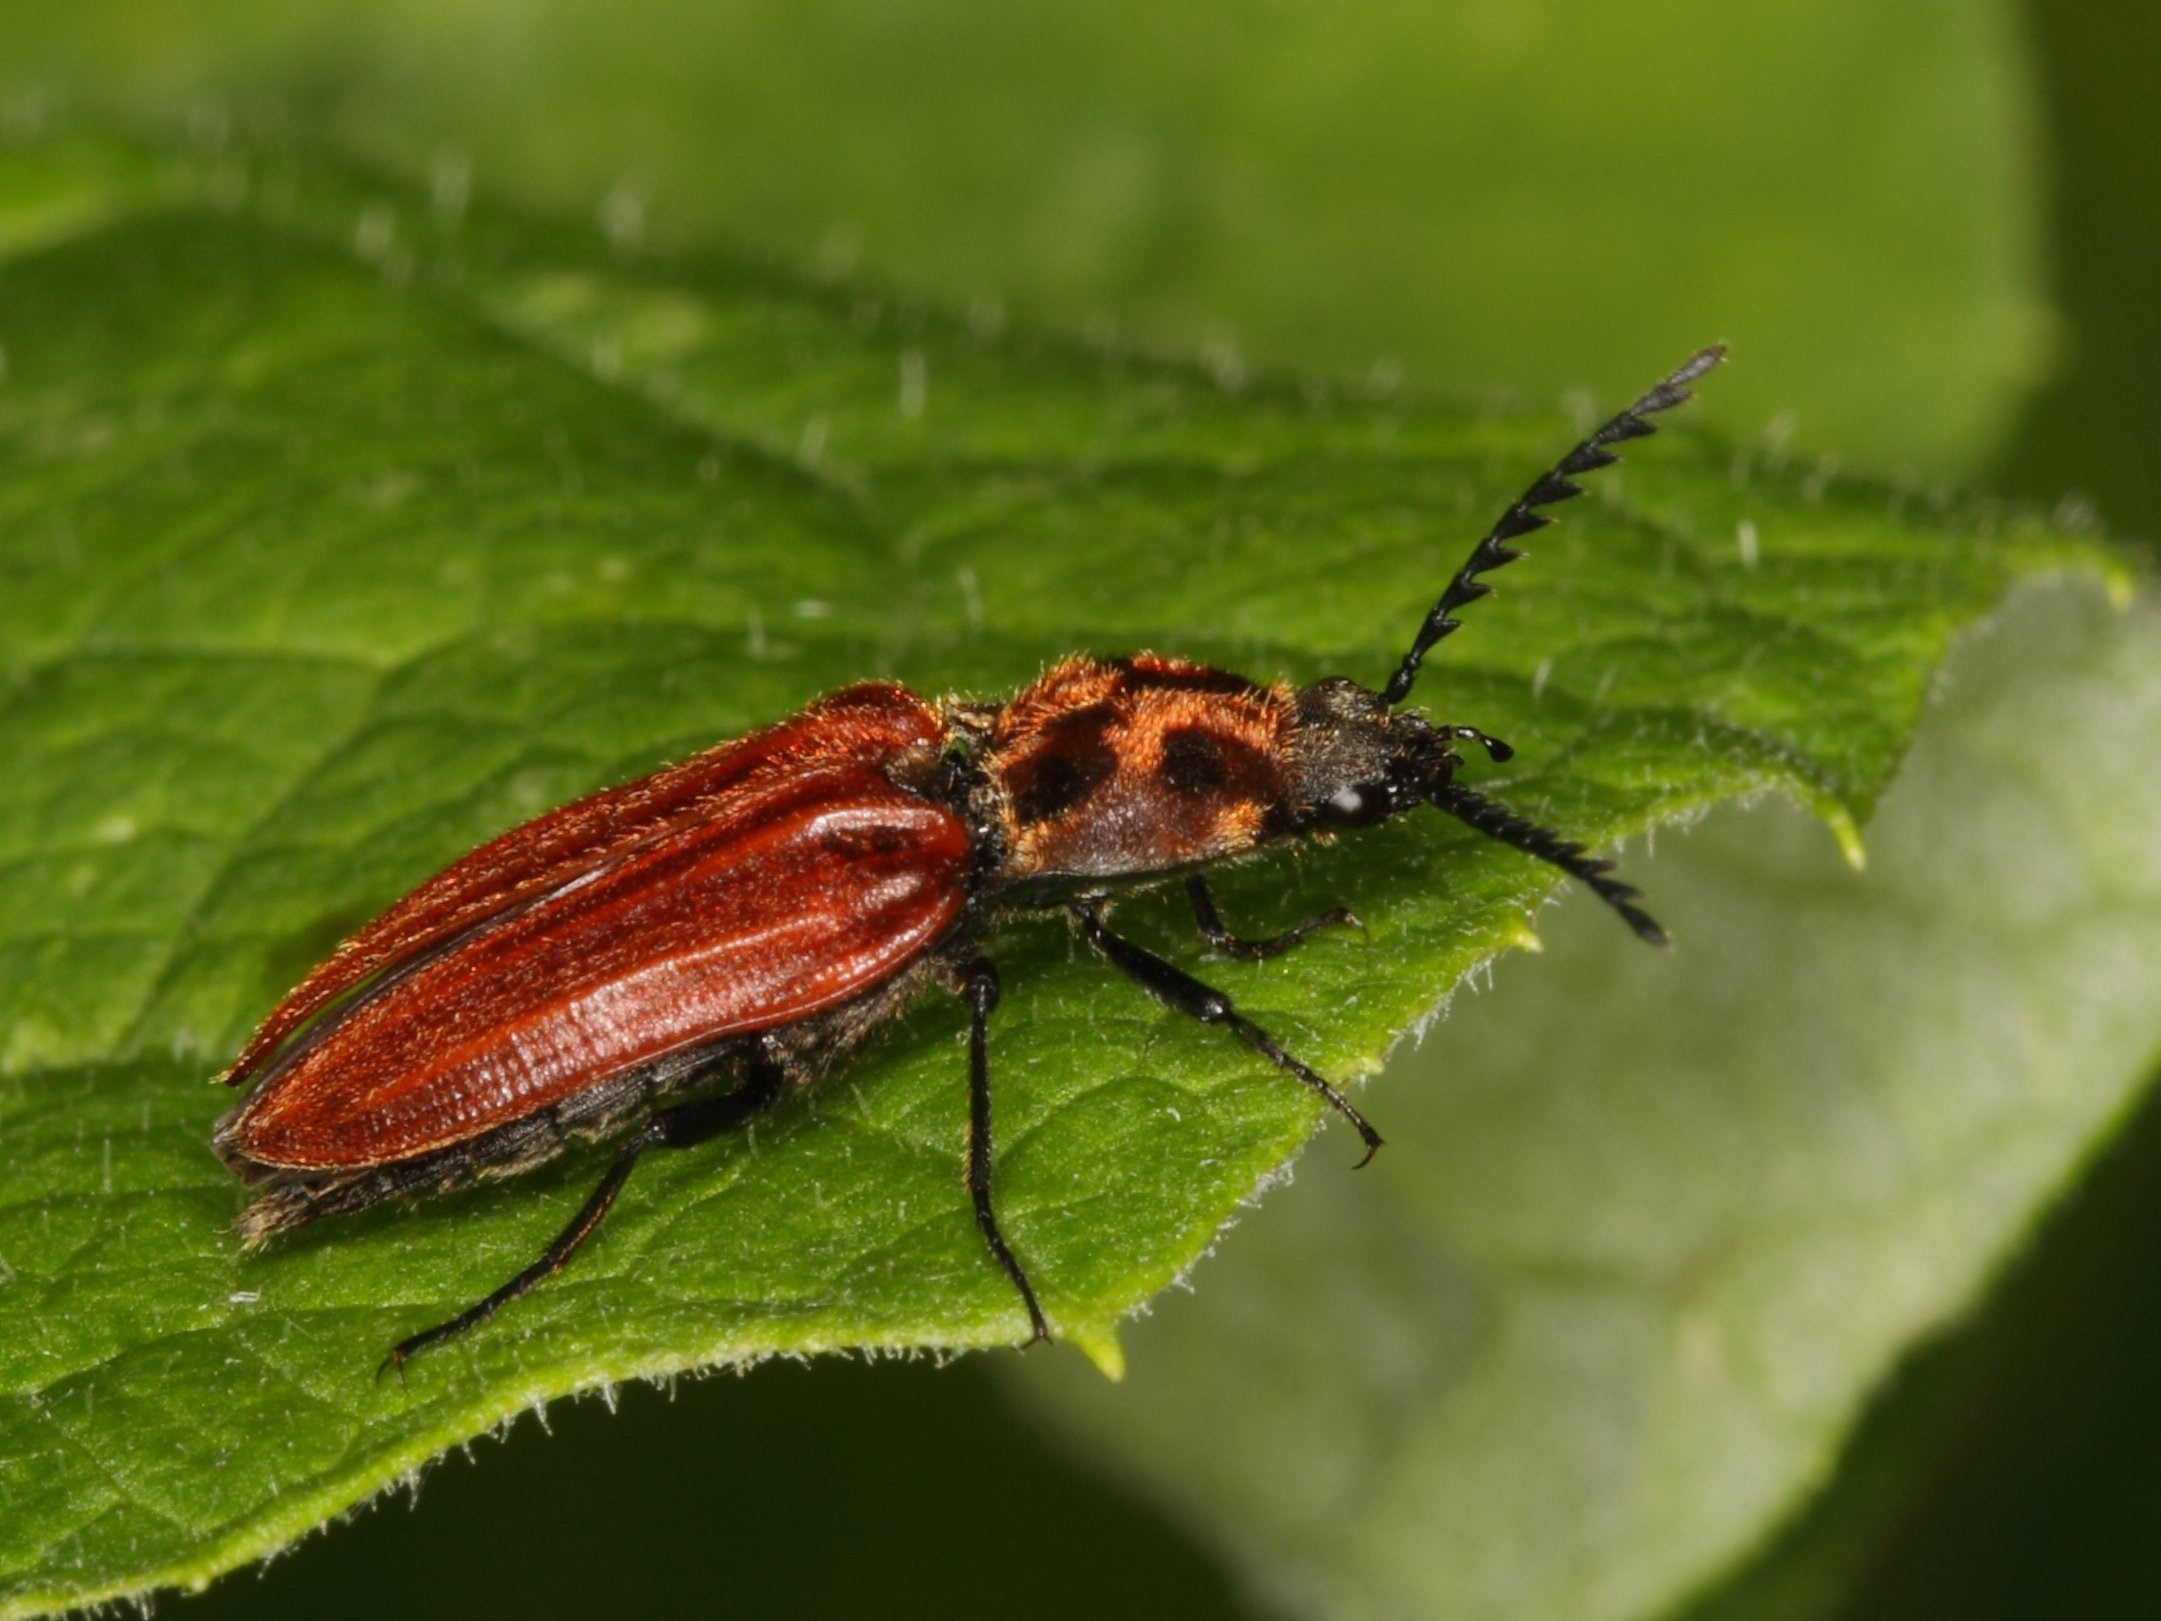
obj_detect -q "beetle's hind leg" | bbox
[1185,875,1362,962]
[957,958,1050,1346]
[1074,901,1383,1166]
[379,1056,787,1379]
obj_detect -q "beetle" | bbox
[215,346,1723,1374]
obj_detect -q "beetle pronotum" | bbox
[214,347,1724,1374]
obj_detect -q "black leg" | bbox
[379,1056,787,1379]
[1185,875,1362,962]
[960,958,1050,1345]
[1428,780,1668,946]
[1073,903,1383,1166]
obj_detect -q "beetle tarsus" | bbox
[379,1058,787,1374]
[1073,902,1384,1163]
[961,958,1051,1345]
[1185,875,1363,961]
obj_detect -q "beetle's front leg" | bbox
[1185,875,1362,961]
[1075,902,1382,1165]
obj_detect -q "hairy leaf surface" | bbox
[0,129,2135,1614]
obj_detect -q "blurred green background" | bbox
[4,2,2154,1615]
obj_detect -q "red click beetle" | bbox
[215,347,1724,1374]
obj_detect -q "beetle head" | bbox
[1288,676,1665,944]
[1288,677,1513,833]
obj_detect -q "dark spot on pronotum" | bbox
[1158,727,1228,796]
[1010,707,1117,823]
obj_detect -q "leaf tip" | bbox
[1065,1320,1127,1381]
[2102,562,2139,612]
[1823,804,1869,871]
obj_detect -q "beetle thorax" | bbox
[971,654,1302,885]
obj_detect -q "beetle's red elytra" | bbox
[215,347,1724,1374]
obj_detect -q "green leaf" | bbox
[0,125,2129,1613]
[1014,581,2161,1621]
[1,0,2050,474]
[1669,1067,2161,1621]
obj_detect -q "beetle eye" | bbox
[1323,784,1389,829]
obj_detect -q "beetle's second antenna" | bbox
[1380,345,1726,708]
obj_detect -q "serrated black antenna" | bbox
[1429,781,1667,945]
[1380,344,1726,708]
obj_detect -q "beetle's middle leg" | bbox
[380,1055,786,1379]
[957,957,1050,1346]
[1073,901,1382,1165]
[1184,875,1361,961]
